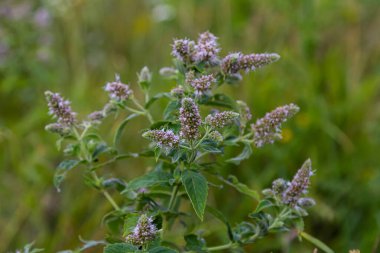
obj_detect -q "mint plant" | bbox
[44,32,332,253]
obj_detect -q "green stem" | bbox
[132,97,154,124]
[206,242,234,252]
[91,171,121,211]
[168,184,180,211]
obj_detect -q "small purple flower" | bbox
[190,74,216,96]
[171,38,197,63]
[205,111,239,128]
[126,214,158,246]
[194,31,220,65]
[45,91,77,126]
[251,103,299,147]
[221,52,280,74]
[45,123,71,136]
[142,129,180,149]
[104,75,133,101]
[87,110,105,124]
[282,159,313,207]
[179,98,201,140]
[170,86,185,98]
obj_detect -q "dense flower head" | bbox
[272,178,288,195]
[104,75,133,101]
[45,123,71,136]
[205,111,239,128]
[179,98,202,140]
[208,130,223,143]
[45,91,77,126]
[190,74,216,96]
[171,38,197,63]
[221,52,280,74]
[142,129,180,149]
[251,103,299,147]
[170,86,185,98]
[126,214,158,246]
[194,31,220,64]
[282,159,313,207]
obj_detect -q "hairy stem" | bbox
[206,242,235,252]
[168,184,180,211]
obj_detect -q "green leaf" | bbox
[300,232,334,253]
[181,170,208,221]
[121,171,173,194]
[163,100,180,120]
[253,199,273,213]
[226,143,252,165]
[54,160,81,192]
[218,175,260,201]
[201,93,237,109]
[149,246,178,253]
[206,205,233,241]
[103,243,138,253]
[145,92,171,109]
[184,234,206,252]
[113,113,140,147]
[123,213,140,235]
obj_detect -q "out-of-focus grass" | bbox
[1,0,380,252]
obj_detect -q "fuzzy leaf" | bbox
[103,243,138,253]
[300,232,334,253]
[184,234,206,252]
[226,143,252,165]
[253,199,273,213]
[181,170,208,221]
[201,93,237,109]
[163,100,180,120]
[145,92,171,109]
[54,160,81,192]
[122,171,173,194]
[113,113,140,147]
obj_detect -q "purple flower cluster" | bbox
[142,129,180,149]
[45,91,76,127]
[282,159,314,207]
[251,103,299,147]
[179,98,201,140]
[171,38,197,63]
[195,31,220,64]
[190,74,216,96]
[221,52,280,75]
[172,32,220,65]
[126,215,158,246]
[104,75,133,101]
[209,130,223,143]
[205,111,239,128]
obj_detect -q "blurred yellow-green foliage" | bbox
[1,0,380,252]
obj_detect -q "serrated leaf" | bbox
[121,171,173,194]
[113,113,139,147]
[300,232,334,253]
[226,143,252,165]
[123,213,140,236]
[149,246,178,253]
[218,175,260,201]
[181,170,208,221]
[103,243,138,253]
[54,160,81,192]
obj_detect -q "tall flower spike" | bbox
[142,129,180,149]
[45,91,77,126]
[251,103,299,147]
[179,98,201,140]
[190,74,216,96]
[282,159,313,207]
[205,111,240,128]
[195,31,220,64]
[126,214,158,246]
[221,52,280,75]
[104,74,133,102]
[171,38,196,63]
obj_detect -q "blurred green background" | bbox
[1,0,380,252]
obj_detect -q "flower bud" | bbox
[104,74,133,102]
[45,123,71,136]
[208,130,223,143]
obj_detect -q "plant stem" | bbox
[206,242,234,252]
[91,171,121,211]
[132,97,154,124]
[168,184,180,211]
